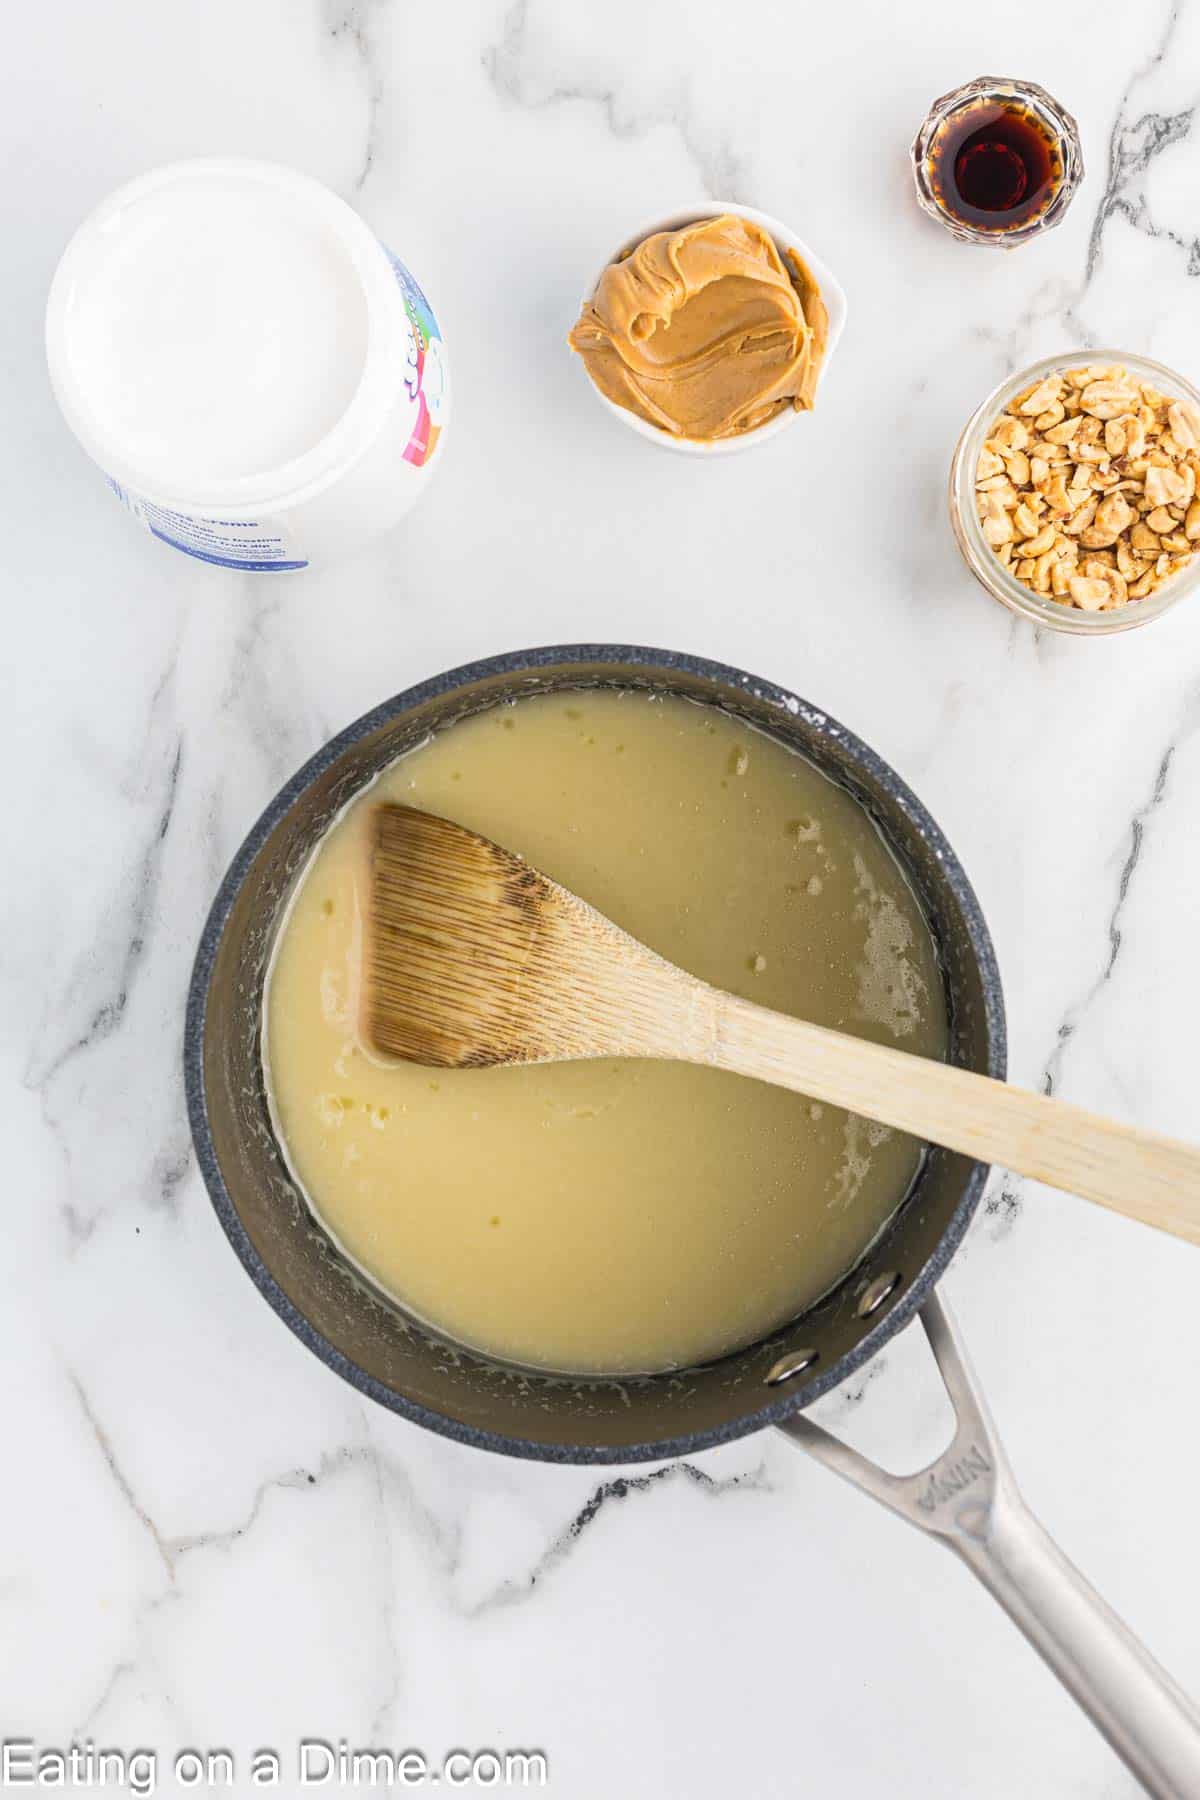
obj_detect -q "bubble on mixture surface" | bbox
[748,952,767,974]
[851,852,927,1038]
[317,1093,352,1128]
[789,815,821,844]
[830,1114,883,1211]
[806,875,823,897]
[320,968,349,1027]
[729,747,750,777]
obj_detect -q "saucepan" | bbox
[185,646,1200,1796]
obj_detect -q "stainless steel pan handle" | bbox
[776,1293,1200,1798]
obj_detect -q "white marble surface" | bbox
[4,1,1200,1795]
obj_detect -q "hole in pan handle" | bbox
[777,1292,1200,1798]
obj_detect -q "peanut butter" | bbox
[569,214,827,441]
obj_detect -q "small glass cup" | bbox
[912,77,1083,247]
[949,350,1200,636]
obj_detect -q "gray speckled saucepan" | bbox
[184,645,1200,1795]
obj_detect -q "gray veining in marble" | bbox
[3,1,1200,1794]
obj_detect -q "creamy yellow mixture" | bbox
[264,691,946,1374]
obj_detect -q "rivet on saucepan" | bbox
[857,1271,902,1318]
[765,1347,819,1386]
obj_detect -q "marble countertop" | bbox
[5,1,1200,1795]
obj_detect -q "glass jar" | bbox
[949,351,1200,636]
[912,77,1083,247]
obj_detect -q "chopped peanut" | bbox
[976,363,1199,610]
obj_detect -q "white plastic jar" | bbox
[45,159,449,572]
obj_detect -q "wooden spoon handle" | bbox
[710,994,1200,1245]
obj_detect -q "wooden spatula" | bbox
[364,803,1200,1247]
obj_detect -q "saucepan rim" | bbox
[184,644,1006,1462]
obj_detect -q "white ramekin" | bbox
[46,159,450,573]
[572,201,847,456]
